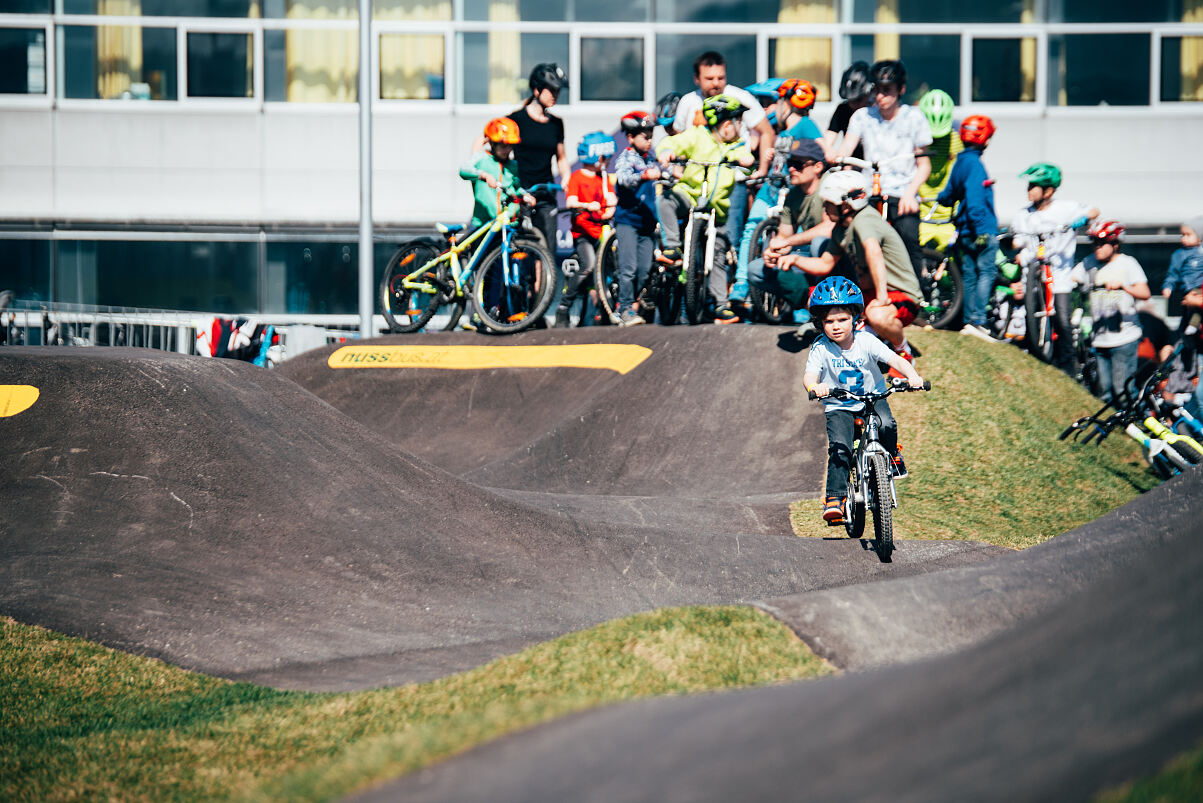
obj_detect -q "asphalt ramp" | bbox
[0,344,1000,691]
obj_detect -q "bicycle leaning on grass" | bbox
[379,183,557,335]
[809,376,932,562]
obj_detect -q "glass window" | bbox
[768,37,833,101]
[655,0,791,23]
[0,28,46,95]
[0,1,52,12]
[264,242,358,314]
[59,25,177,100]
[1053,0,1185,23]
[852,0,1025,23]
[0,239,51,305]
[972,38,1036,102]
[1049,34,1150,106]
[63,0,258,16]
[373,0,451,20]
[1161,36,1203,103]
[459,31,568,105]
[846,33,960,104]
[187,32,252,98]
[55,241,258,313]
[655,34,755,101]
[264,28,356,102]
[580,37,642,102]
[380,33,444,99]
[462,0,648,22]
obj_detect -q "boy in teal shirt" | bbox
[459,117,532,228]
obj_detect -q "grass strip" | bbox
[1095,737,1203,802]
[790,329,1158,549]
[1,608,831,802]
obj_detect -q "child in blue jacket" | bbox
[936,114,999,341]
[1162,217,1203,330]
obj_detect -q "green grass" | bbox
[1,608,831,802]
[791,329,1159,549]
[1095,738,1203,802]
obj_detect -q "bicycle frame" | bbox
[400,196,518,301]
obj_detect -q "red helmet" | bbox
[959,114,996,146]
[778,78,816,112]
[1089,220,1125,244]
[619,110,655,135]
[484,117,520,145]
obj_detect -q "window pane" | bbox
[1161,37,1203,102]
[0,239,51,304]
[0,1,52,12]
[187,32,252,98]
[380,33,444,99]
[63,0,258,16]
[768,37,832,101]
[55,241,258,313]
[656,0,808,23]
[655,34,755,101]
[1049,34,1150,106]
[0,28,46,94]
[263,0,354,17]
[972,38,1036,102]
[852,0,1024,23]
[373,0,452,20]
[265,242,358,314]
[459,31,568,105]
[462,0,648,22]
[580,37,642,101]
[264,28,357,102]
[846,33,960,104]
[1054,0,1184,23]
[60,25,177,100]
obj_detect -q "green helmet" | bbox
[919,89,955,137]
[1020,162,1062,188]
[702,93,747,127]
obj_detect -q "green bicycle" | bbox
[380,185,557,334]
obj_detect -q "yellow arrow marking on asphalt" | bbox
[0,385,40,417]
[328,344,652,375]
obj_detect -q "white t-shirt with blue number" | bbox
[805,331,896,411]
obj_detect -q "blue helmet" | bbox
[578,131,615,165]
[745,78,785,102]
[808,276,864,314]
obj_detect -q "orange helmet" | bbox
[778,78,816,112]
[484,117,520,145]
[959,114,996,146]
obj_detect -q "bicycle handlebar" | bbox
[808,377,931,402]
[834,153,916,172]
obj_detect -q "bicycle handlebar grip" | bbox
[923,380,932,391]
[807,390,818,401]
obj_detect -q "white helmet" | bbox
[819,169,869,211]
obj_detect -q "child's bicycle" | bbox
[379,184,557,335]
[1005,221,1084,363]
[744,172,796,325]
[808,376,932,562]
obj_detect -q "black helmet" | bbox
[529,62,567,95]
[870,59,906,89]
[839,60,873,101]
[655,91,683,128]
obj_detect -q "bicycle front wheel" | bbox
[593,233,621,325]
[870,452,894,561]
[683,223,709,325]
[1024,265,1055,362]
[844,460,866,540]
[472,237,556,334]
[919,247,963,330]
[380,239,447,333]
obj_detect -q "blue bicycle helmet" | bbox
[577,131,615,165]
[808,276,864,314]
[745,78,785,102]
[655,91,683,128]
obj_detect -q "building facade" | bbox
[1,0,1201,316]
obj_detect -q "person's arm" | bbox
[803,368,829,398]
[884,349,924,388]
[459,154,499,189]
[1104,262,1150,299]
[900,152,930,215]
[934,159,962,209]
[779,247,838,277]
[555,141,569,187]
[1163,251,1184,297]
[753,118,775,176]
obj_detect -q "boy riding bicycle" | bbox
[803,276,925,524]
[656,93,756,323]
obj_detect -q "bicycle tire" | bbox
[651,261,684,325]
[844,460,867,539]
[593,233,621,325]
[471,237,556,334]
[380,239,447,333]
[919,247,964,330]
[441,293,467,331]
[683,222,709,325]
[1024,264,1056,362]
[870,452,894,561]
[747,218,794,325]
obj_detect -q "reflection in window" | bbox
[1054,0,1183,23]
[0,239,51,305]
[655,34,755,101]
[1049,34,1149,106]
[374,0,452,20]
[264,28,356,102]
[462,0,647,21]
[580,37,642,102]
[654,0,789,23]
[852,0,1025,23]
[187,32,252,98]
[972,38,1036,102]
[460,31,568,105]
[265,242,358,314]
[64,0,258,15]
[846,33,959,104]
[60,24,177,100]
[0,28,46,94]
[380,33,444,99]
[1161,37,1203,102]
[0,0,52,12]
[769,37,832,101]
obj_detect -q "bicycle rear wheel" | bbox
[747,218,794,325]
[919,247,963,330]
[592,234,621,325]
[471,237,556,334]
[380,239,447,333]
[1024,266,1055,362]
[869,452,894,561]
